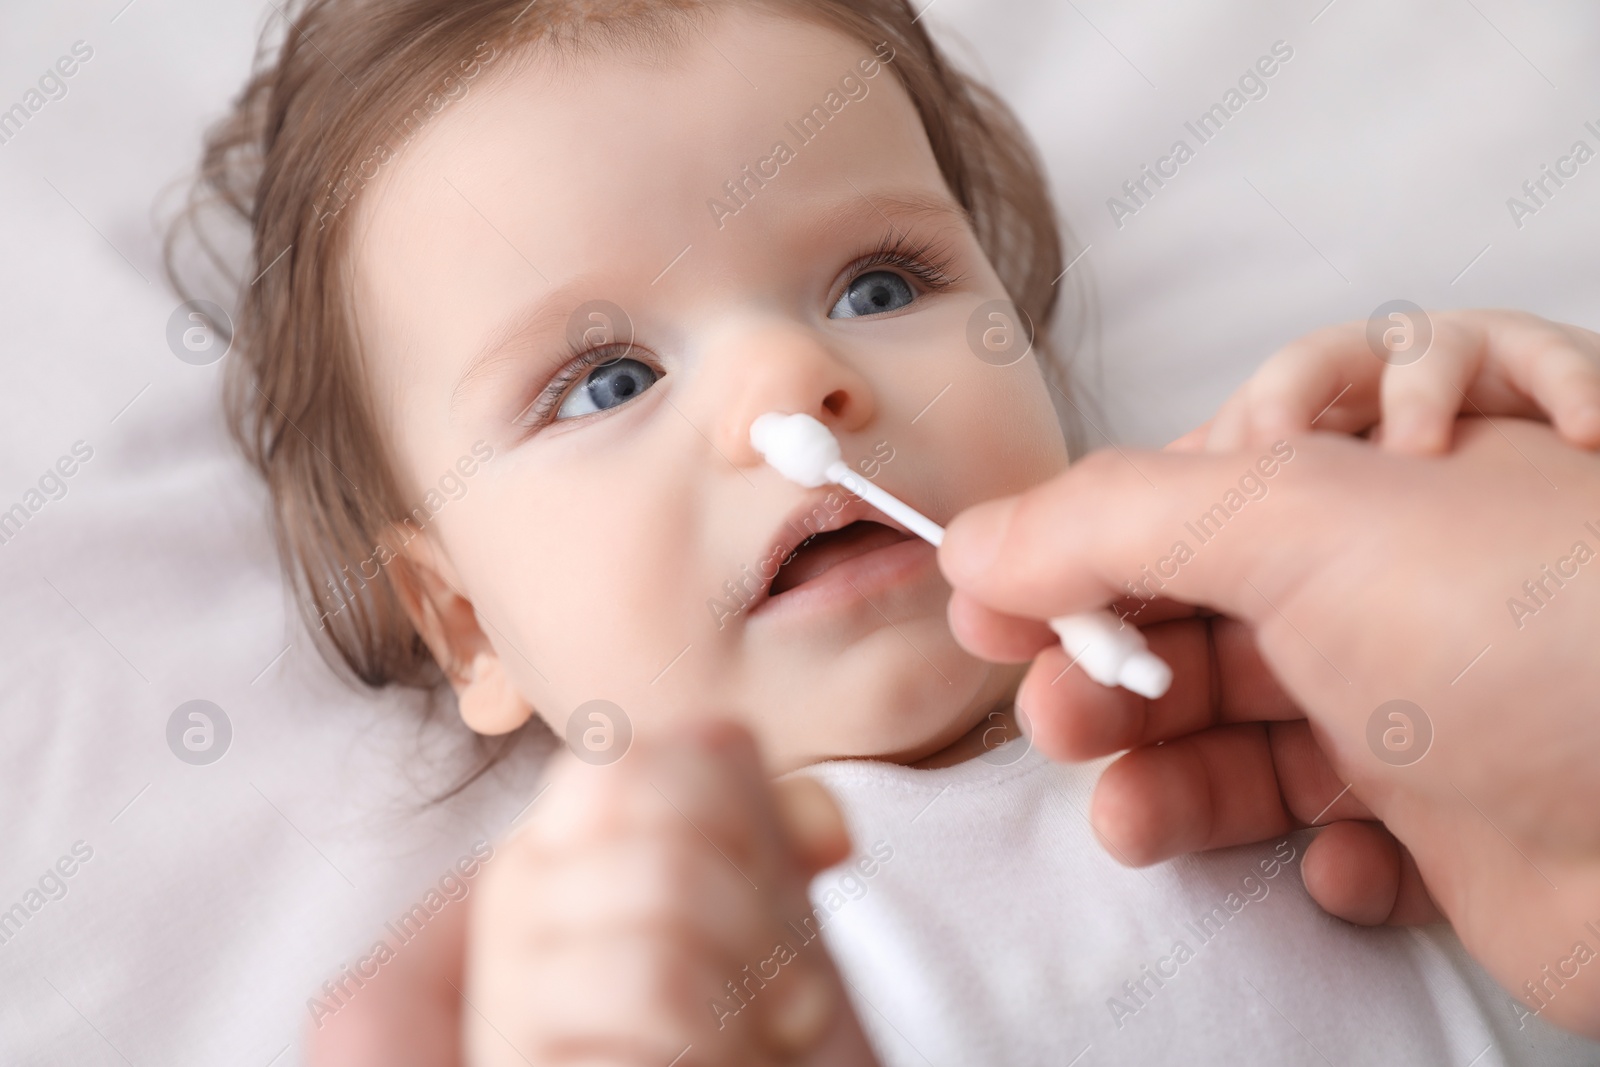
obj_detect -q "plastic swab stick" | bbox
[749,412,1172,699]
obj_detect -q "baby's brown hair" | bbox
[169,0,1076,701]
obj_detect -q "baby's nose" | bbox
[700,316,877,470]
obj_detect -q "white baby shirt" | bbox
[792,741,1599,1067]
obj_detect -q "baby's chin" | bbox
[768,656,1028,772]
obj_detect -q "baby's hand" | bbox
[468,722,877,1067]
[1190,309,1600,453]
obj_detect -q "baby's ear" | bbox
[386,525,533,736]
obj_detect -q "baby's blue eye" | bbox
[830,270,915,319]
[556,357,660,420]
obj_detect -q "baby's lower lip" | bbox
[747,536,939,621]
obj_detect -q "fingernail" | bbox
[940,496,1018,586]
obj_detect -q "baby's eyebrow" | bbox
[452,279,591,415]
[809,189,971,242]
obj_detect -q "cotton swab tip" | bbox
[749,412,841,487]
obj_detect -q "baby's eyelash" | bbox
[840,231,964,294]
[515,341,638,430]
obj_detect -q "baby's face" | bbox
[351,9,1069,771]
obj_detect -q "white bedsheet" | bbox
[2,1,1596,1063]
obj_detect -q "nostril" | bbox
[822,390,847,417]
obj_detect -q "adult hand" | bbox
[939,417,1600,1037]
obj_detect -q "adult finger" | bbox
[938,438,1326,628]
[1301,820,1443,926]
[1089,721,1373,867]
[1014,614,1299,762]
[945,587,1205,664]
[947,588,1235,671]
[945,589,1058,663]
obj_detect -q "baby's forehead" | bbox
[347,8,943,391]
[353,9,908,241]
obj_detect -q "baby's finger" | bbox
[1206,322,1381,451]
[647,728,851,1058]
[1301,820,1443,926]
[1164,420,1212,453]
[1479,313,1600,449]
[1202,388,1252,452]
[1377,316,1484,454]
[772,777,851,876]
[646,721,797,878]
[509,835,767,964]
[478,930,767,1066]
[305,900,467,1067]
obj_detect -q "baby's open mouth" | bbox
[768,520,914,597]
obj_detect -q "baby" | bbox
[175,0,1600,1063]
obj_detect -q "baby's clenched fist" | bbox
[467,720,877,1067]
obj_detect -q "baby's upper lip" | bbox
[747,489,921,612]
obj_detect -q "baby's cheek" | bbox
[987,365,1072,485]
[933,368,1066,507]
[483,493,717,726]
